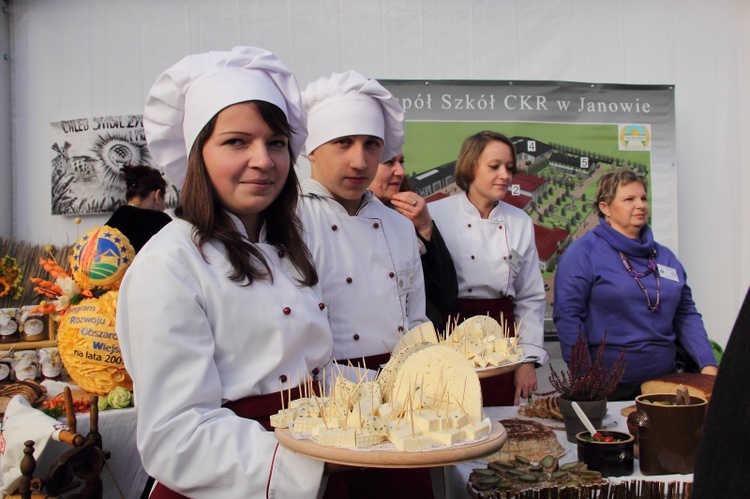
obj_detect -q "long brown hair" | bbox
[454,131,517,192]
[175,100,318,287]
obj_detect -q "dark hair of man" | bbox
[121,165,167,201]
[175,100,318,287]
[454,131,518,192]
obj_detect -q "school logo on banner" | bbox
[619,124,651,151]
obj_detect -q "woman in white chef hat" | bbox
[298,71,428,369]
[429,131,549,407]
[116,46,334,498]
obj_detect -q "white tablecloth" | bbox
[438,401,693,499]
[0,404,147,499]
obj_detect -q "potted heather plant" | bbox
[549,329,626,443]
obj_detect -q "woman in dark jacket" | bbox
[368,150,458,331]
[105,165,172,253]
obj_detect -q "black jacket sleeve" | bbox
[418,221,458,330]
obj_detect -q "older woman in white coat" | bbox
[429,131,548,406]
[116,47,334,498]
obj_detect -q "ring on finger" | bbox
[411,199,418,207]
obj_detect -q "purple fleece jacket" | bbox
[553,218,717,385]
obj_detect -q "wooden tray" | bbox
[476,360,524,379]
[275,420,507,468]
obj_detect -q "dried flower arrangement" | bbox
[549,329,626,401]
[0,255,23,300]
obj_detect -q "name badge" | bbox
[398,269,416,294]
[506,249,524,273]
[657,264,679,282]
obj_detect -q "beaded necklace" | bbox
[618,251,660,312]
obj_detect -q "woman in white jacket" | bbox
[429,131,548,407]
[117,47,334,498]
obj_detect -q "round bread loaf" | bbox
[640,372,715,402]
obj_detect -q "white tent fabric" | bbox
[4,0,749,348]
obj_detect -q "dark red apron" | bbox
[335,352,392,371]
[443,296,517,407]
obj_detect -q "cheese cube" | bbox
[446,411,469,429]
[362,416,387,435]
[425,428,462,446]
[293,417,325,435]
[411,411,441,433]
[375,401,402,421]
[392,435,433,451]
[318,428,356,447]
[485,352,507,367]
[473,355,489,368]
[387,422,415,439]
[461,419,491,441]
[355,433,386,448]
[270,408,298,429]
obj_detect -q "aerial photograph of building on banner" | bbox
[380,80,673,335]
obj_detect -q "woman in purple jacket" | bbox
[553,169,717,400]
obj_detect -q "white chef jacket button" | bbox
[467,223,472,228]
[498,225,503,230]
[470,255,475,260]
[331,224,338,231]
[283,307,291,315]
[279,374,288,383]
[499,291,505,297]
[278,249,286,258]
[318,302,326,310]
[468,288,472,293]
[373,222,380,229]
[503,256,507,260]
[388,272,395,278]
[346,277,353,284]
[398,326,404,332]
[353,334,360,340]
[312,368,320,376]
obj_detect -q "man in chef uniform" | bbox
[298,71,429,368]
[300,72,436,498]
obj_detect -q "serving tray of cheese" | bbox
[273,344,508,467]
[393,318,525,381]
[275,420,506,468]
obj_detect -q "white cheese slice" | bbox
[391,345,483,424]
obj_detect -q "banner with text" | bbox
[380,80,676,334]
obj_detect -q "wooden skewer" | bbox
[451,393,475,426]
[313,393,329,429]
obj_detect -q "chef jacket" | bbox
[117,214,333,498]
[429,192,548,366]
[298,179,428,361]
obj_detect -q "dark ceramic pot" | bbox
[558,398,608,443]
[576,430,635,477]
[629,393,708,475]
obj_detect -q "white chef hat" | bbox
[301,70,404,162]
[144,46,307,189]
